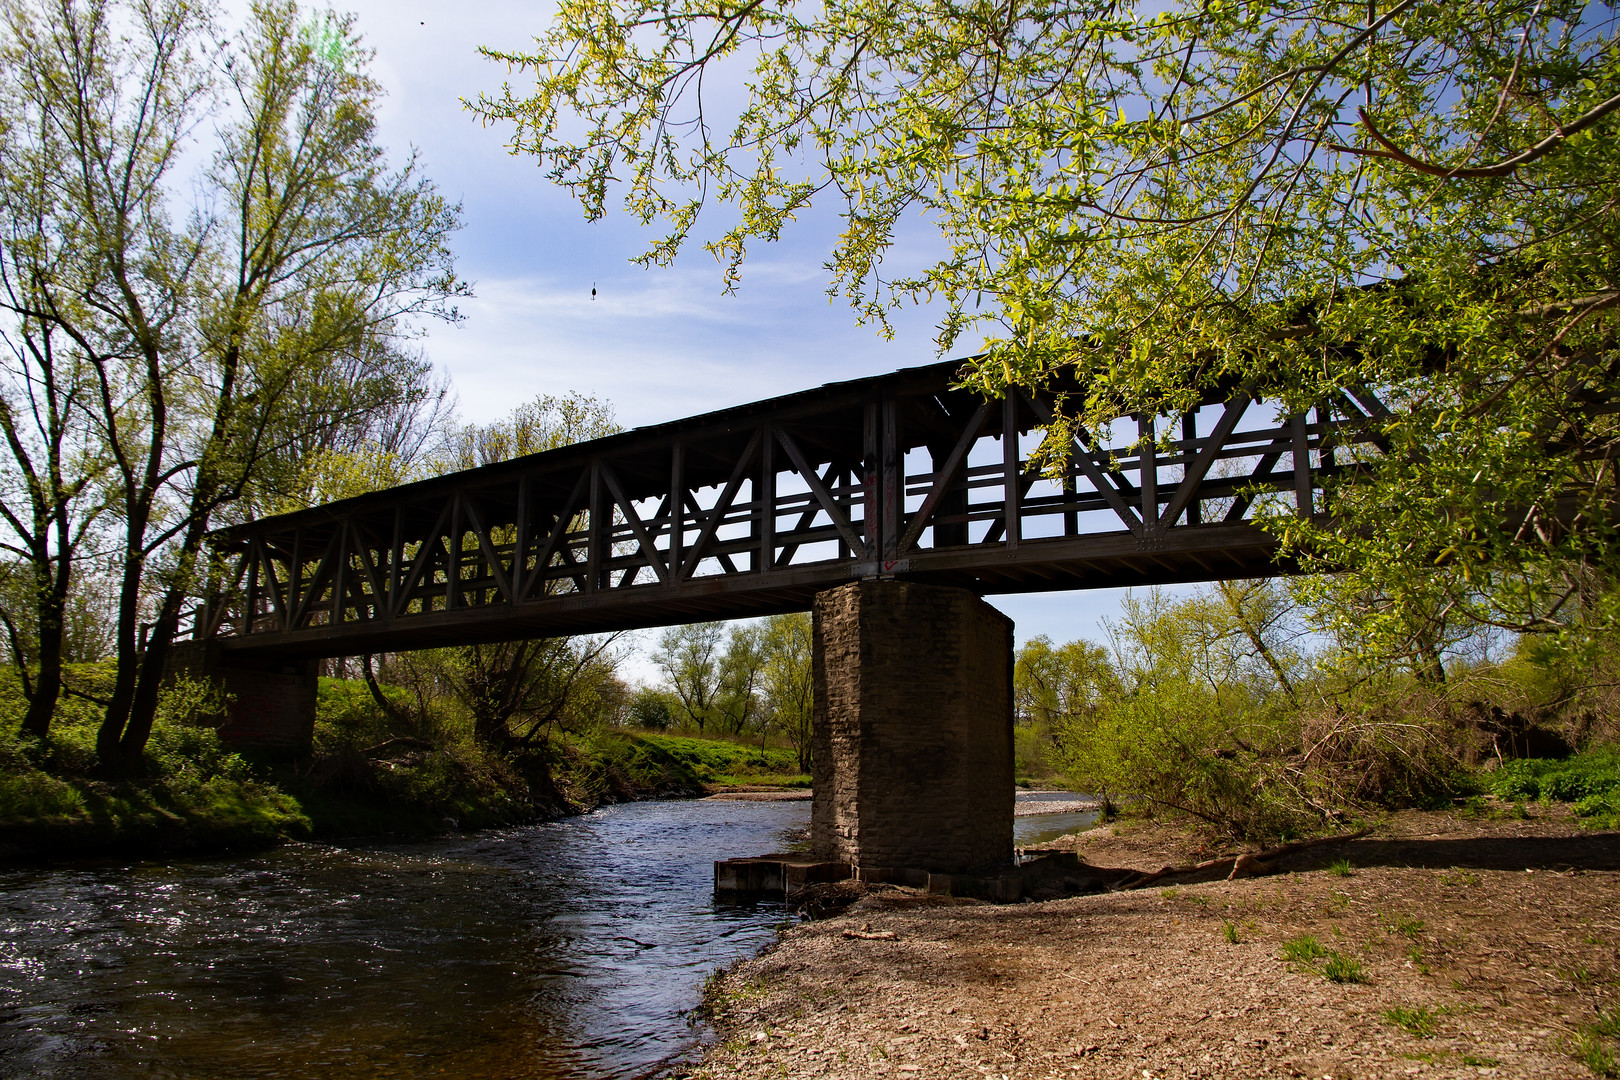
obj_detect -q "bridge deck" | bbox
[199,359,1385,657]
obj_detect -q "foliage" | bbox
[655,622,726,732]
[758,612,814,772]
[1490,746,1620,827]
[0,666,309,855]
[477,0,1620,662]
[0,0,467,759]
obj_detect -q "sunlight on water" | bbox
[1,794,1097,1079]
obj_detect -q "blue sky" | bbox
[332,0,1181,673]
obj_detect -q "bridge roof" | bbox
[221,357,970,540]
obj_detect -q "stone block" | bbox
[811,579,1014,874]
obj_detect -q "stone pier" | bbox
[810,579,1014,874]
[167,641,319,755]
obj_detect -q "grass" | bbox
[1280,934,1328,963]
[627,733,808,787]
[1327,857,1354,877]
[1574,1029,1619,1078]
[1380,1006,1439,1038]
[1280,934,1367,983]
[1221,920,1241,944]
[1321,951,1368,984]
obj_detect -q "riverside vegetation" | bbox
[0,657,810,860]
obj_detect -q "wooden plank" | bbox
[586,463,605,593]
[349,521,386,618]
[1002,395,1020,549]
[863,401,879,557]
[446,495,463,610]
[390,498,453,616]
[1291,414,1314,518]
[289,531,341,630]
[525,470,589,600]
[388,505,403,615]
[461,495,514,601]
[1181,412,1201,526]
[881,397,901,563]
[1221,452,1284,523]
[669,440,684,573]
[1022,392,1143,535]
[759,424,775,574]
[1139,415,1158,536]
[513,475,530,601]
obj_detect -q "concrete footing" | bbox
[167,641,319,754]
[714,851,1100,905]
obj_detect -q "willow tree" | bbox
[0,0,467,761]
[475,1,1620,663]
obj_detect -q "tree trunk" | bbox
[118,600,182,761]
[99,540,148,762]
[19,605,63,741]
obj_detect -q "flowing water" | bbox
[1,794,1091,1079]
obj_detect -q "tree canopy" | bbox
[476,0,1620,656]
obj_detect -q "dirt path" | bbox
[685,806,1620,1079]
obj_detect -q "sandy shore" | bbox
[683,806,1620,1080]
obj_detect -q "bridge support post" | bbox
[167,641,319,755]
[811,579,1014,874]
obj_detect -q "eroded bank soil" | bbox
[687,807,1620,1079]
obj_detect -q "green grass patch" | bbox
[1322,951,1368,984]
[1381,1006,1439,1038]
[1280,934,1328,963]
[628,733,808,787]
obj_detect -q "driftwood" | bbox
[1114,829,1373,890]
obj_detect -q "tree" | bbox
[758,612,813,771]
[475,0,1620,650]
[0,0,467,761]
[654,621,725,732]
[1014,635,1116,729]
[713,623,766,736]
[0,208,111,736]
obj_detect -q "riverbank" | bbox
[0,712,809,862]
[688,803,1620,1080]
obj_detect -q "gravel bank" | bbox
[685,806,1620,1079]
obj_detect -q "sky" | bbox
[318,0,1186,676]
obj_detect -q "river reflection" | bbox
[1,794,1095,1079]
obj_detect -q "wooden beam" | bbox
[599,459,670,584]
[1158,395,1250,530]
[776,428,867,554]
[899,400,991,552]
[681,428,762,579]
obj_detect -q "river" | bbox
[0,794,1095,1079]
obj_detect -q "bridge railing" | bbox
[194,361,1389,656]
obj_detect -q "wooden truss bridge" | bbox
[197,359,1389,659]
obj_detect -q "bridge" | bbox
[190,358,1388,878]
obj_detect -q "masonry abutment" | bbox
[168,641,319,755]
[810,579,1014,874]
